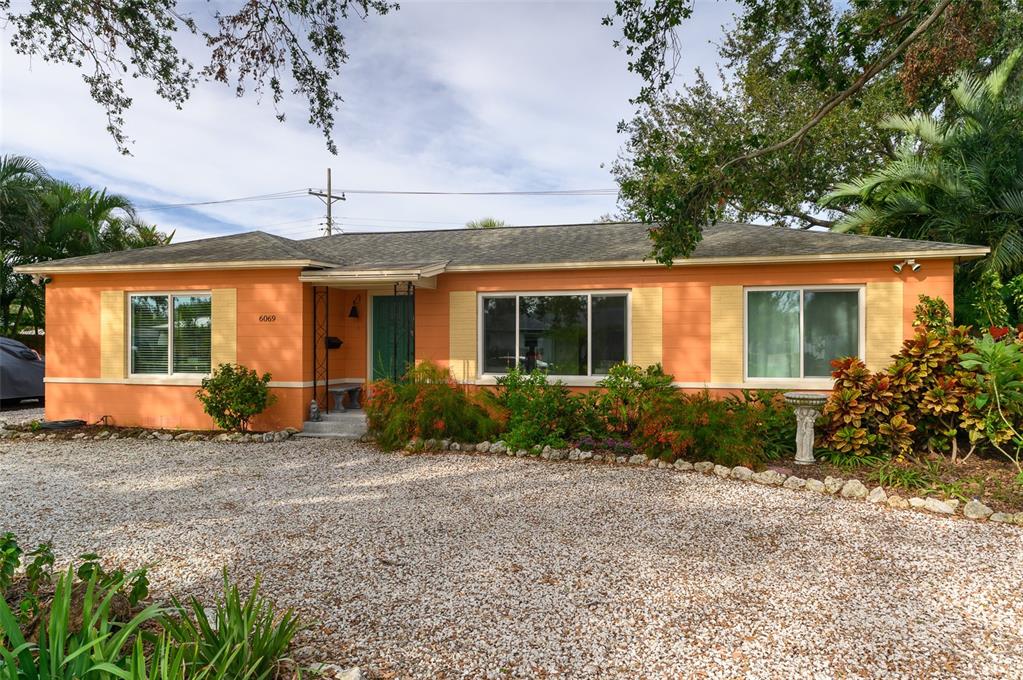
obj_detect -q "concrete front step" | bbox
[297,409,368,439]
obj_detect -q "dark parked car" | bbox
[1,337,44,405]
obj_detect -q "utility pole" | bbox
[308,167,346,236]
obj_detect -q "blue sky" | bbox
[1,1,735,242]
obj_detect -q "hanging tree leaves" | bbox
[1,0,398,155]
[606,0,1022,264]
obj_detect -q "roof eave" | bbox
[298,262,448,284]
[13,246,989,276]
[13,259,339,275]
[441,247,990,272]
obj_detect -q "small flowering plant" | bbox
[365,362,502,450]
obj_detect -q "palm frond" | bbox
[987,228,1023,276]
[999,191,1023,217]
[952,72,989,119]
[985,47,1023,99]
[831,206,883,233]
[883,113,946,146]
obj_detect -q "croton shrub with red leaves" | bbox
[819,296,995,460]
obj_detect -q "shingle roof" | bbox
[18,221,988,273]
[19,231,339,270]
[304,221,985,267]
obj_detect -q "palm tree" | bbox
[822,49,1023,274]
[821,49,1023,326]
[465,217,508,229]
[1,155,50,335]
[0,155,174,335]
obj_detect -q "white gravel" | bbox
[0,403,45,427]
[2,439,1021,679]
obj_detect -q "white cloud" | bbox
[0,0,735,241]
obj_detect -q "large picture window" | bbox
[746,287,861,380]
[130,293,212,375]
[481,292,628,377]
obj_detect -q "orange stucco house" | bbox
[15,222,988,431]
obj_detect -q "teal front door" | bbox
[372,295,414,380]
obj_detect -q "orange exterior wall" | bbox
[415,259,956,384]
[300,285,368,384]
[44,269,312,430]
[40,258,956,430]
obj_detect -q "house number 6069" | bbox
[258,314,277,322]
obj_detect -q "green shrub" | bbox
[724,390,796,461]
[196,363,276,431]
[365,362,501,450]
[961,333,1023,478]
[581,363,674,439]
[633,390,784,468]
[0,534,19,596]
[493,368,583,449]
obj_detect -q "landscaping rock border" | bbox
[0,425,298,443]
[405,438,1023,527]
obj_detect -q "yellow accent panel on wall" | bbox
[866,281,904,371]
[449,291,477,382]
[710,285,744,383]
[211,288,238,367]
[631,287,663,369]
[99,290,125,379]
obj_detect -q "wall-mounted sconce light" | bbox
[892,258,921,273]
[348,294,361,319]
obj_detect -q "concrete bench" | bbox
[328,383,362,411]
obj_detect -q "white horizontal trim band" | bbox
[44,377,366,388]
[672,381,835,390]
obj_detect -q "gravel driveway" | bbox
[2,439,1022,679]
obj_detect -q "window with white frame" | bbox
[745,287,862,380]
[130,294,212,375]
[480,292,628,376]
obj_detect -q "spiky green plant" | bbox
[0,566,163,679]
[161,570,300,680]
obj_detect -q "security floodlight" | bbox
[893,259,921,274]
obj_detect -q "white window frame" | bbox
[476,290,632,385]
[128,291,213,377]
[743,284,865,386]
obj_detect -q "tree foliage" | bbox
[823,49,1023,327]
[1,0,398,154]
[608,0,1022,263]
[614,57,902,231]
[0,155,172,335]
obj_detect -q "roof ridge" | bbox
[251,230,330,260]
[300,221,644,242]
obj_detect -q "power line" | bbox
[331,215,466,226]
[135,186,617,212]
[135,189,309,211]
[318,188,617,196]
